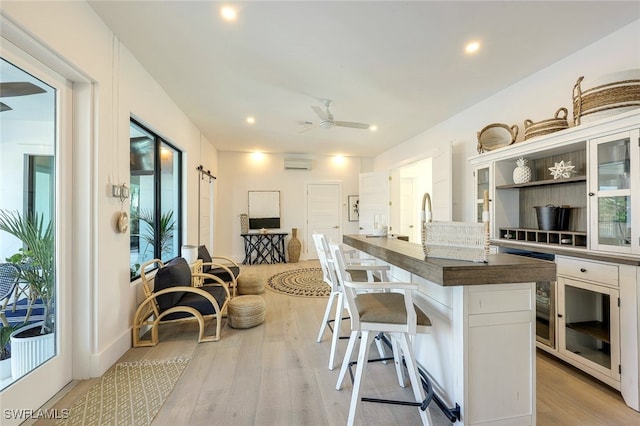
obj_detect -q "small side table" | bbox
[241,233,288,265]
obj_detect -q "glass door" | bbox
[1,39,72,423]
[558,277,620,381]
[475,166,490,223]
[589,130,638,254]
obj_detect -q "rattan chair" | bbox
[197,245,241,297]
[132,257,231,347]
[330,242,433,426]
[0,263,21,327]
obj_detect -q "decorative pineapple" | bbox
[513,158,532,184]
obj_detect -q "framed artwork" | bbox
[248,190,281,229]
[348,195,359,222]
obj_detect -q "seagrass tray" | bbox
[421,192,490,263]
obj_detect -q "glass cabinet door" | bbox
[558,277,620,381]
[475,166,490,223]
[589,130,638,254]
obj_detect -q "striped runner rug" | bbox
[56,357,190,426]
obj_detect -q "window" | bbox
[129,119,181,279]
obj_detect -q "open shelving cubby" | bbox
[499,228,587,248]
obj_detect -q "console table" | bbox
[241,233,288,265]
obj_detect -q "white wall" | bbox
[2,1,638,386]
[1,1,216,379]
[375,19,640,222]
[216,152,362,261]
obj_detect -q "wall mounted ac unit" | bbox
[284,158,312,171]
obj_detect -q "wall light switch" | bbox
[112,185,121,198]
[121,186,130,198]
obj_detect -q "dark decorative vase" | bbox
[288,228,301,263]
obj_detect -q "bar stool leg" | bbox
[347,330,374,426]
[317,290,338,343]
[328,291,345,370]
[336,330,359,390]
[391,336,407,387]
[396,332,433,426]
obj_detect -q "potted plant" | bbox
[0,325,18,380]
[0,210,55,379]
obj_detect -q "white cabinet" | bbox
[589,129,640,254]
[469,110,639,254]
[557,256,620,388]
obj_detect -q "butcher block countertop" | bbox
[343,234,556,286]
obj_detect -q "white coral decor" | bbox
[549,160,576,179]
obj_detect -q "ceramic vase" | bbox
[240,213,249,234]
[288,228,301,263]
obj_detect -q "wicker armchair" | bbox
[132,257,231,347]
[197,245,241,297]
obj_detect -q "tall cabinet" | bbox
[469,109,640,411]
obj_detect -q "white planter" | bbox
[10,322,55,379]
[181,244,198,264]
[0,357,11,380]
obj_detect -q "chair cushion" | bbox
[154,257,192,312]
[162,285,228,321]
[197,245,213,273]
[204,265,240,284]
[355,292,431,326]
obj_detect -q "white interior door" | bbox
[198,172,214,251]
[306,183,341,257]
[358,171,389,234]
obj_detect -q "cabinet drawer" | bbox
[557,256,618,287]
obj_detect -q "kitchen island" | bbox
[343,234,557,426]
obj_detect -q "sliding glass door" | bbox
[0,39,72,424]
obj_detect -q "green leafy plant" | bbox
[1,324,21,360]
[0,210,55,335]
[132,209,176,256]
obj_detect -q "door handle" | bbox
[333,226,339,229]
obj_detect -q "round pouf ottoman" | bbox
[237,273,265,295]
[228,295,266,329]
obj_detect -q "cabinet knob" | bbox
[588,192,595,196]
[580,268,587,273]
[558,314,563,318]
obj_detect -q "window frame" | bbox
[129,118,182,280]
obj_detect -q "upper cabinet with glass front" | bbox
[589,129,639,254]
[469,109,639,257]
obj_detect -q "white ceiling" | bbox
[87,1,640,157]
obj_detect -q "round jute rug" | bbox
[266,267,330,297]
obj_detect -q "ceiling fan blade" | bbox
[334,121,370,130]
[298,121,317,133]
[0,102,12,112]
[311,105,328,120]
[0,82,46,97]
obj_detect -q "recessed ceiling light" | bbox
[246,116,255,124]
[369,125,378,132]
[220,6,237,21]
[465,41,481,54]
[251,151,264,161]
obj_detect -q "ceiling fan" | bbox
[0,81,46,112]
[300,99,370,133]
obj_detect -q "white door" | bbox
[0,39,72,421]
[306,183,341,257]
[358,171,389,234]
[400,177,419,241]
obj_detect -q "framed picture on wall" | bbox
[348,195,359,222]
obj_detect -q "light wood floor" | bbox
[35,260,640,425]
